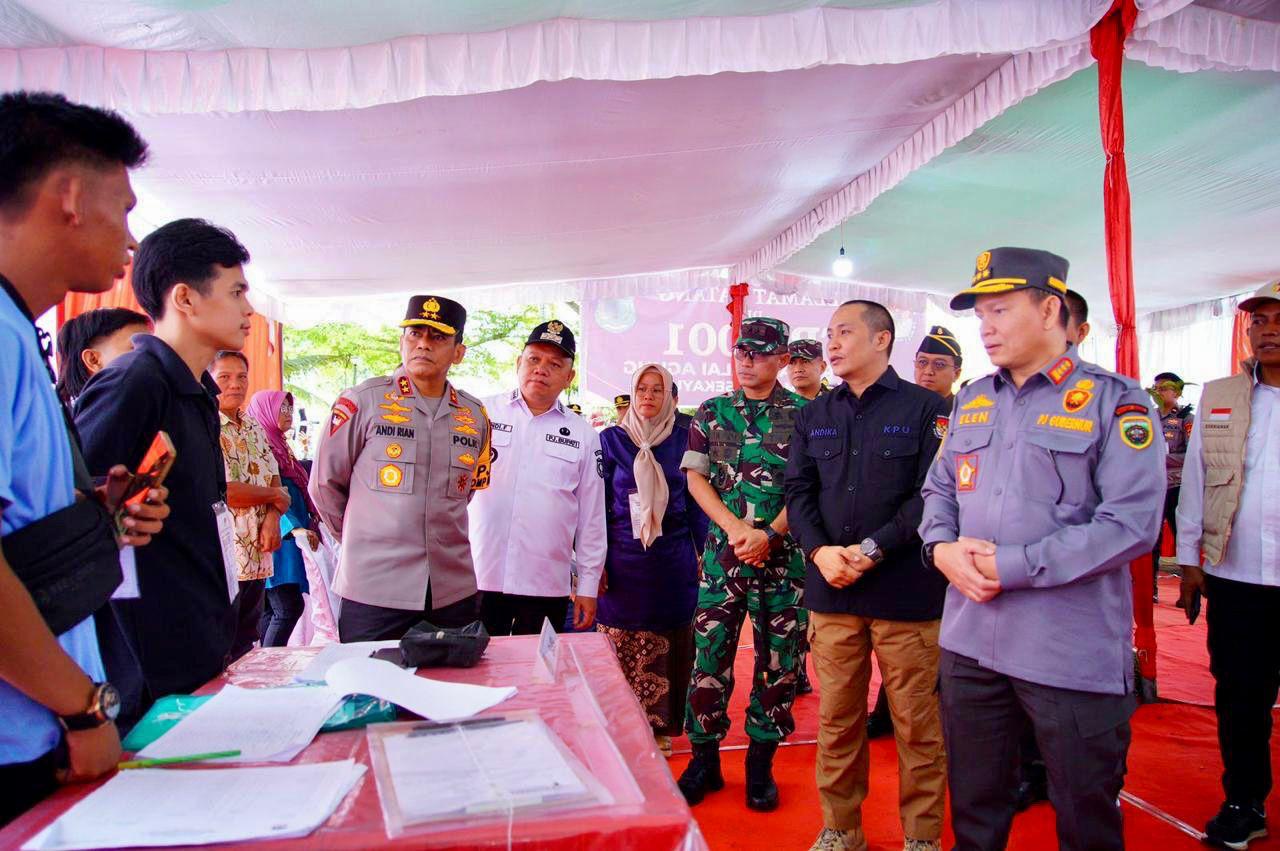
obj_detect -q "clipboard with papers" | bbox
[366,711,613,838]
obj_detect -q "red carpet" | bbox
[663,586,1280,849]
[1153,573,1214,707]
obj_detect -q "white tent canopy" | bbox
[2,0,1276,327]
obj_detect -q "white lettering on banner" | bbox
[583,293,919,406]
[663,323,732,358]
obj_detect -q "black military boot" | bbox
[745,740,780,811]
[677,741,724,805]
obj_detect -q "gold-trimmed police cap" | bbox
[614,394,631,408]
[917,325,961,359]
[950,247,1070,311]
[400,295,467,336]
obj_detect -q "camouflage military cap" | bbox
[787,339,824,361]
[735,317,790,354]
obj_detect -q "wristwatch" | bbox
[923,541,940,569]
[59,682,121,731]
[764,526,780,547]
[859,538,884,565]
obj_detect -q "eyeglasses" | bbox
[914,357,955,373]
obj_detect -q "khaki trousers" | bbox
[809,612,946,840]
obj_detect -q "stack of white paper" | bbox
[22,760,365,850]
[137,684,344,763]
[326,657,516,722]
[295,640,402,683]
[383,720,590,821]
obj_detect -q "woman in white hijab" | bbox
[596,364,707,755]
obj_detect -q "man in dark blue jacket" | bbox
[786,300,949,851]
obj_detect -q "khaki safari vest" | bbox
[1197,360,1256,566]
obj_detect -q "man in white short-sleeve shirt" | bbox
[469,320,606,636]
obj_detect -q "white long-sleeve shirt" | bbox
[1176,368,1280,586]
[468,390,606,598]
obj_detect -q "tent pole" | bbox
[727,282,750,390]
[1092,0,1156,702]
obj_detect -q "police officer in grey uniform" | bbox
[919,248,1165,851]
[310,295,493,642]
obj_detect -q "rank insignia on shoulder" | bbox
[1119,415,1154,450]
[934,415,949,440]
[1114,403,1148,417]
[961,394,994,410]
[329,398,357,435]
[397,376,413,396]
[1048,357,1075,385]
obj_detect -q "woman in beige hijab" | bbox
[596,364,708,755]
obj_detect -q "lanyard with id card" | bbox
[212,501,239,602]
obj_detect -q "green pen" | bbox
[117,749,241,769]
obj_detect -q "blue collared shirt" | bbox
[0,282,105,764]
[920,346,1165,694]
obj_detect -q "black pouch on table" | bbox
[398,620,491,668]
[3,498,122,635]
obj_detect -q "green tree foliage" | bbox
[283,303,564,415]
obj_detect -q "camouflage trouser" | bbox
[685,567,807,744]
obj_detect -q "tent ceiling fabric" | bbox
[1,0,1273,326]
[124,54,1006,309]
[1,1,1116,112]
[773,60,1280,314]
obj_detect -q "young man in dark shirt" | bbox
[76,218,256,707]
[785,300,950,851]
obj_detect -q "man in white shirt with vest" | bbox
[469,320,607,635]
[1177,279,1280,850]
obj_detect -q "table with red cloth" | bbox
[1,633,707,851]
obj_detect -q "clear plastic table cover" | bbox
[1,634,707,851]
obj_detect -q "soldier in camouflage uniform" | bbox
[678,317,809,812]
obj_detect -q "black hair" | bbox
[839,299,896,356]
[131,218,250,319]
[213,350,250,369]
[0,91,148,212]
[1028,289,1071,329]
[1064,289,1089,327]
[55,307,151,402]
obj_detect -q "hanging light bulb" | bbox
[832,246,854,278]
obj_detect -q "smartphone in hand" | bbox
[113,431,177,537]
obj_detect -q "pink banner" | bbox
[582,289,920,407]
